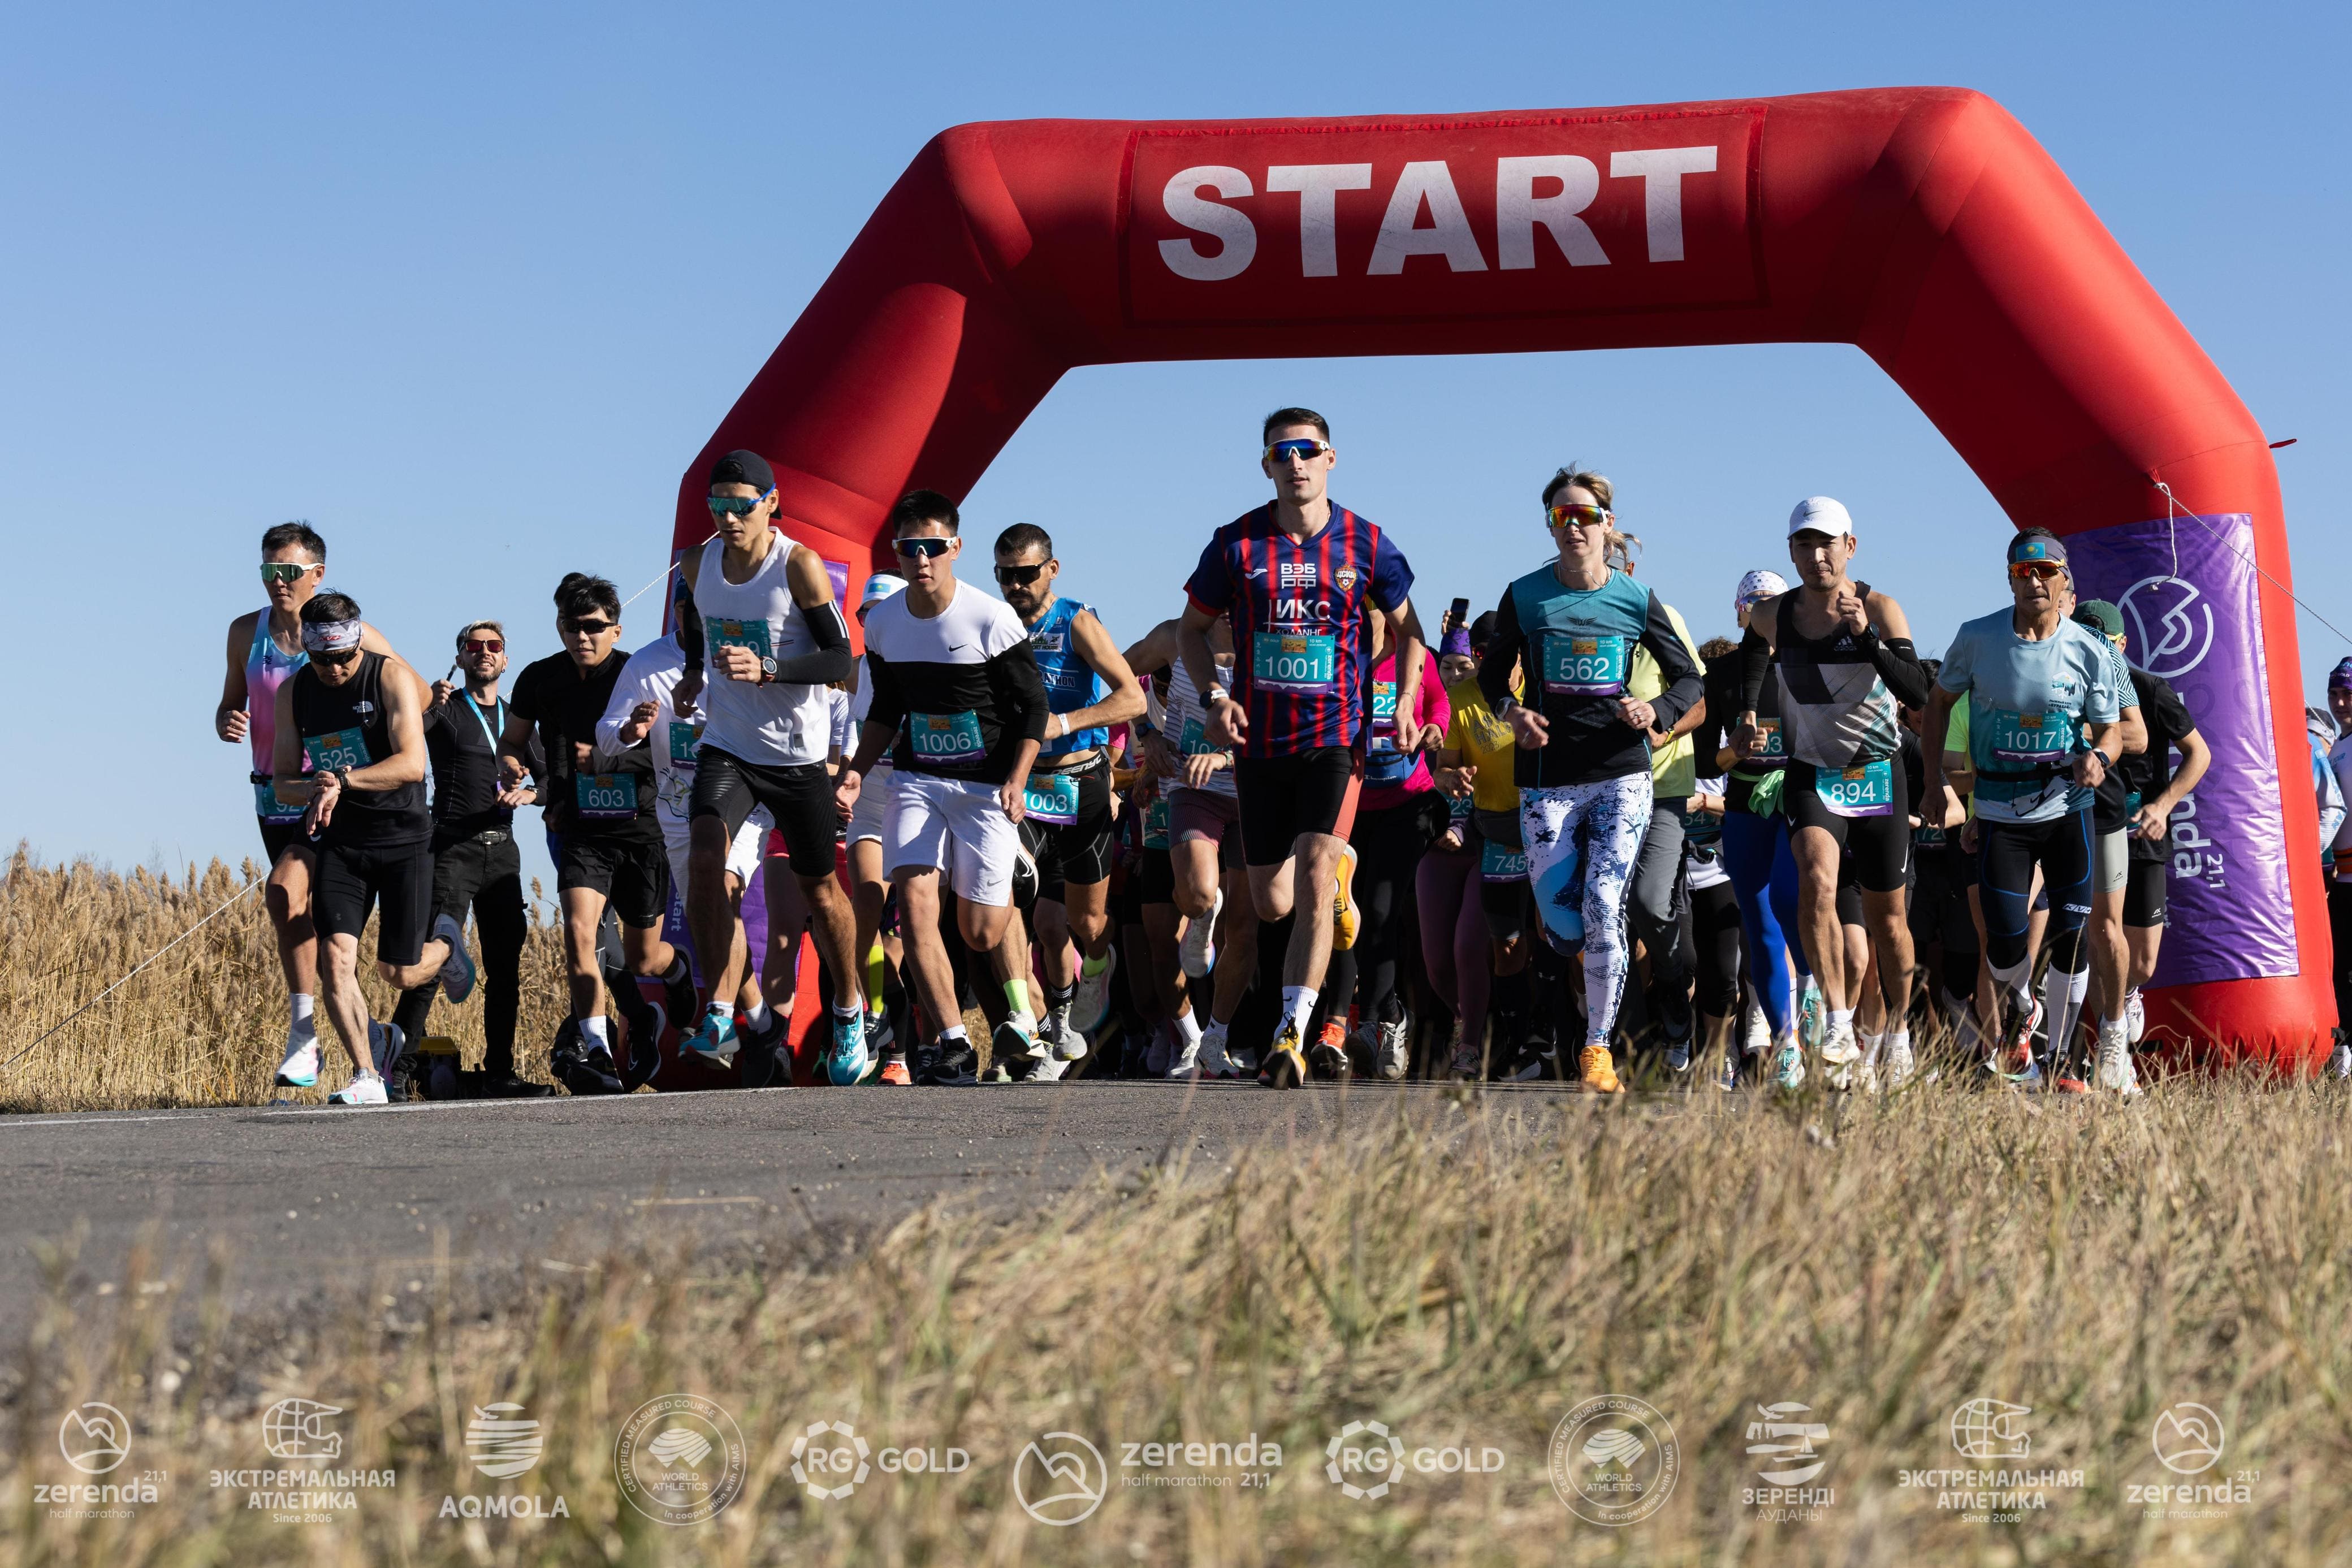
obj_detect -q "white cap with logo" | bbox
[1787,496,1855,538]
[857,573,907,618]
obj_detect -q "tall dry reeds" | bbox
[0,845,572,1111]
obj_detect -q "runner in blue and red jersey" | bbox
[1178,407,1421,1088]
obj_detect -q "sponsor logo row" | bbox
[40,1392,2253,1529]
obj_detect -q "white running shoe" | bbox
[1198,1023,1237,1080]
[330,1070,387,1106]
[2331,1037,2352,1081]
[434,913,477,1004]
[275,1033,321,1089]
[1166,1032,1203,1080]
[1742,999,1769,1059]
[1043,1006,1086,1062]
[1070,948,1117,1037]
[1143,1021,1174,1078]
[1373,1016,1410,1081]
[1027,1052,1070,1083]
[1772,1036,1806,1091]
[2095,1020,2138,1095]
[2125,989,2146,1045]
[1818,1019,1859,1090]
[1885,1033,1916,1091]
[1181,889,1221,978]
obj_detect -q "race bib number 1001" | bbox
[1251,631,1336,694]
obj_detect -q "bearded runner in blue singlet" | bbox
[1179,407,1420,1089]
[1479,465,1702,1094]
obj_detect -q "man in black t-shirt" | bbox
[388,620,552,1098]
[502,575,696,1093]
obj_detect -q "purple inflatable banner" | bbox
[2065,512,2297,989]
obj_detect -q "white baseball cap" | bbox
[857,573,907,617]
[1788,496,1855,538]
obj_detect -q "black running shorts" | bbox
[1784,761,1909,894]
[313,839,434,965]
[691,746,837,878]
[1235,746,1357,868]
[2123,856,2168,929]
[1018,753,1116,902]
[558,834,671,930]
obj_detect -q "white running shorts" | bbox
[886,771,1019,907]
[664,806,768,902]
[849,761,896,846]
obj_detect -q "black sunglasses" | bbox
[311,648,361,668]
[562,616,617,635]
[995,562,1048,586]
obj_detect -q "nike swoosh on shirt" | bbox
[948,643,972,652]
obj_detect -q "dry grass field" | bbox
[3,849,2349,1566]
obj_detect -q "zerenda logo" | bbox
[1119,1431,1282,1490]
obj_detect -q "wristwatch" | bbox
[758,656,778,685]
[332,768,351,791]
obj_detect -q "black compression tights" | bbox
[1348,797,1437,1024]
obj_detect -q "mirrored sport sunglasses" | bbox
[1263,438,1332,464]
[1546,503,1614,530]
[561,616,617,635]
[462,638,504,655]
[2008,561,2065,582]
[706,488,777,517]
[994,562,1047,586]
[892,536,953,559]
[259,562,318,584]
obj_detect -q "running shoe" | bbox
[684,1003,739,1066]
[1510,1048,1559,1084]
[911,1037,979,1087]
[866,1006,894,1056]
[1372,1015,1410,1081]
[993,1016,1045,1065]
[1181,890,1221,978]
[1142,1021,1175,1077]
[1448,1032,1484,1081]
[1260,1021,1309,1089]
[1992,996,2044,1082]
[1885,1033,1917,1091]
[2125,989,2146,1045]
[1198,1023,1238,1080]
[660,961,698,1042]
[1576,1044,1624,1094]
[433,914,477,1004]
[1798,979,1826,1054]
[1165,1030,1202,1080]
[486,1072,556,1099]
[1663,1029,1693,1076]
[1308,1020,1352,1080]
[2051,1071,2091,1094]
[275,1033,322,1090]
[1070,948,1116,1036]
[825,1010,870,1086]
[369,1020,410,1098]
[877,1053,912,1086]
[2095,1022,2140,1096]
[1772,1036,1806,1091]
[1331,843,1360,951]
[1742,1000,1769,1060]
[562,1045,626,1097]
[1027,1052,1070,1083]
[1715,1045,1740,1091]
[328,1069,387,1107]
[624,1001,669,1089]
[1818,1019,1859,1091]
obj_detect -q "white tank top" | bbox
[1162,657,1238,800]
[692,534,832,767]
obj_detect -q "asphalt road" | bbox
[0,1080,1578,1331]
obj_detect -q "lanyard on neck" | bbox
[462,693,502,756]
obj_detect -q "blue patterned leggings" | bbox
[1520,772,1655,1049]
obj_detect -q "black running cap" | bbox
[708,449,775,493]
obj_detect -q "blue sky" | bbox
[3,1,2345,895]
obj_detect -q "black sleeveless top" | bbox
[291,652,430,850]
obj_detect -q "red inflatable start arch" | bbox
[671,86,2328,1067]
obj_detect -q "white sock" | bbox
[2042,963,2089,1060]
[1281,986,1317,1033]
[580,1015,611,1054]
[1858,1031,1884,1068]
[940,1024,969,1045]
[1174,1008,1203,1047]
[1829,1007,1854,1033]
[832,1000,862,1021]
[1991,958,2033,1010]
[743,997,770,1029]
[1888,1027,1911,1058]
[289,994,315,1028]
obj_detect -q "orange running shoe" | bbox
[1309,1020,1352,1079]
[1331,842,1360,951]
[1577,1045,1625,1094]
[877,1055,911,1086]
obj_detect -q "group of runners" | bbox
[219,407,2256,1103]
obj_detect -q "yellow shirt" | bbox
[1445,677,1521,813]
[1627,601,1706,801]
